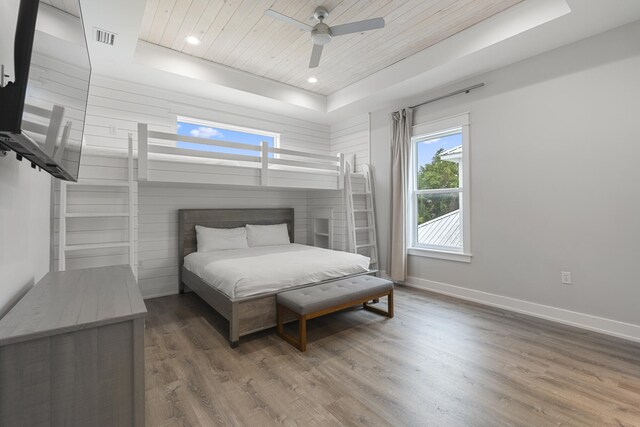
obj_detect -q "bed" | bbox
[178,208,376,347]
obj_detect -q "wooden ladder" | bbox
[345,164,379,270]
[58,134,136,275]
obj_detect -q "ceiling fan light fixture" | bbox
[264,6,385,69]
[311,23,332,45]
[185,35,201,45]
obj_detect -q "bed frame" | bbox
[178,208,375,347]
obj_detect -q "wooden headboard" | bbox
[178,208,295,269]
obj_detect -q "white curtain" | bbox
[389,108,413,282]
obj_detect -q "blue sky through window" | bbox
[417,132,462,167]
[177,121,276,157]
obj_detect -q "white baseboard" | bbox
[404,276,640,343]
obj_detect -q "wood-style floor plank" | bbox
[144,286,640,426]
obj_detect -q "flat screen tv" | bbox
[0,0,91,181]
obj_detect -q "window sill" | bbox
[407,247,472,263]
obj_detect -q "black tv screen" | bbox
[0,0,90,181]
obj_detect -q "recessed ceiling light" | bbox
[307,77,318,83]
[185,36,201,45]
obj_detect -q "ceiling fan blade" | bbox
[264,9,313,32]
[309,43,323,68]
[330,17,385,36]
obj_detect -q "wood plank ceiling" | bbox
[41,0,521,96]
[139,0,522,95]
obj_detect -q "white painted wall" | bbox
[0,156,51,318]
[369,21,640,332]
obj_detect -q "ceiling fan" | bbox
[264,7,385,68]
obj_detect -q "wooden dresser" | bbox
[0,265,146,427]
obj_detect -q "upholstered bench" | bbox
[276,275,394,352]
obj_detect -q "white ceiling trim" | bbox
[327,0,571,113]
[37,3,84,45]
[134,41,326,112]
[125,0,569,117]
[324,0,640,120]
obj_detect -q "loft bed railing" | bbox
[20,104,72,161]
[137,123,345,189]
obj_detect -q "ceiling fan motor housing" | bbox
[311,23,332,45]
[313,7,329,21]
[263,6,385,68]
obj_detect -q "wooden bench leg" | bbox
[363,289,394,318]
[277,304,307,352]
[277,289,395,352]
[299,315,307,352]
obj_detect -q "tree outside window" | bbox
[413,130,463,250]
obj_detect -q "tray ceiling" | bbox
[139,0,522,95]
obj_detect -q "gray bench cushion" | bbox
[277,275,393,315]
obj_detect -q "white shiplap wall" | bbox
[310,114,371,252]
[307,175,368,253]
[84,75,331,154]
[330,114,370,173]
[308,189,346,251]
[53,161,138,272]
[24,52,99,275]
[27,53,89,159]
[54,75,330,298]
[138,183,309,297]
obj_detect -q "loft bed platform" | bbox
[137,123,345,190]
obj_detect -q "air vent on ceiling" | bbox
[95,28,116,46]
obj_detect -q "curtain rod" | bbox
[410,83,484,109]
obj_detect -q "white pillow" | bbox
[246,223,290,247]
[196,225,248,252]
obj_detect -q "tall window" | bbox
[408,113,470,261]
[176,116,279,158]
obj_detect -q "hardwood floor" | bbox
[144,286,640,426]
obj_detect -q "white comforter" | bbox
[184,244,370,298]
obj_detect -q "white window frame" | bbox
[407,113,471,263]
[176,116,281,150]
